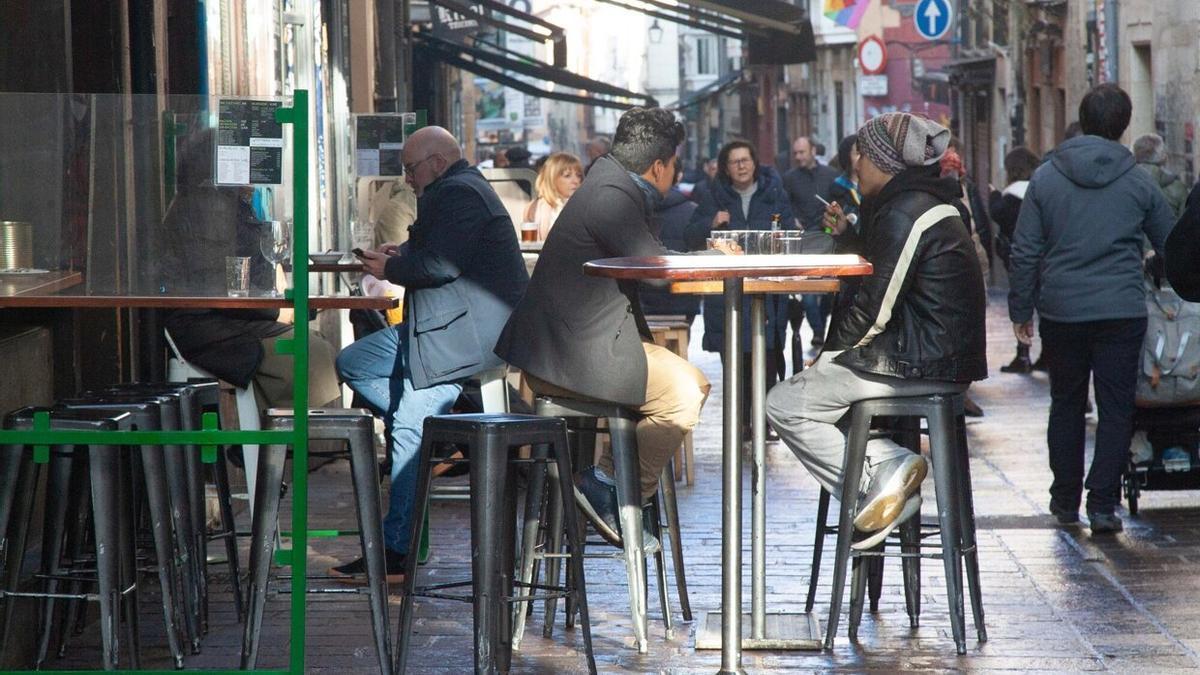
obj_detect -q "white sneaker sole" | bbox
[852,495,921,550]
[853,455,927,532]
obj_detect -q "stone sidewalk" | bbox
[47,293,1200,672]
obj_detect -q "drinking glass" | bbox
[259,219,292,297]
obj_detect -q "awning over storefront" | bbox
[676,0,807,34]
[414,31,656,110]
[427,0,568,67]
[668,70,742,110]
[593,0,816,63]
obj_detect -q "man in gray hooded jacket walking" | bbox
[1009,84,1176,533]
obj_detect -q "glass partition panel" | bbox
[0,92,297,298]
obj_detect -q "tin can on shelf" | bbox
[0,221,33,270]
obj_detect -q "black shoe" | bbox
[1031,355,1048,372]
[639,507,662,555]
[330,548,408,584]
[1049,501,1079,525]
[1000,355,1033,374]
[1088,512,1123,534]
[574,466,623,547]
[963,396,984,417]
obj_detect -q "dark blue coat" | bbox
[385,159,529,389]
[685,168,796,352]
[641,188,700,319]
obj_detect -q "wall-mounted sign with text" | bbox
[354,113,415,178]
[214,98,284,185]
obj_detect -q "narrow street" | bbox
[48,291,1200,672]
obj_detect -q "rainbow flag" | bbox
[824,0,869,29]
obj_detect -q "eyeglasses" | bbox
[727,157,754,168]
[403,154,437,176]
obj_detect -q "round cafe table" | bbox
[584,254,872,674]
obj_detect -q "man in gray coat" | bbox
[1009,84,1176,533]
[495,108,716,548]
[332,126,529,579]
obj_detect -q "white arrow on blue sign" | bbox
[915,0,952,41]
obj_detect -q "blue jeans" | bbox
[336,325,462,553]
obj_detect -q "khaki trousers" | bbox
[527,342,710,499]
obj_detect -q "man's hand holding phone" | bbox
[354,246,391,280]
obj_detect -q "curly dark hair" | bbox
[611,107,686,174]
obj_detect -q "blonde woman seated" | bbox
[524,152,583,239]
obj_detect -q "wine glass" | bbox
[259,219,292,297]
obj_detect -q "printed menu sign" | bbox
[215,99,284,185]
[354,114,408,177]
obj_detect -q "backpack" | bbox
[1136,282,1200,407]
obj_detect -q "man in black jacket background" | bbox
[495,108,717,548]
[767,113,987,549]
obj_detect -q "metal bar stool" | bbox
[55,398,188,668]
[824,393,986,655]
[805,417,923,618]
[396,413,595,675]
[84,387,204,650]
[240,408,392,675]
[1,407,137,671]
[516,395,688,654]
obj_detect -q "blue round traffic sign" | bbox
[915,0,952,41]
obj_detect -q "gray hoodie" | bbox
[1008,135,1176,324]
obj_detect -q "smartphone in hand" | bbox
[351,248,367,258]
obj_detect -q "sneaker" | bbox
[852,495,921,550]
[1088,512,1123,534]
[573,466,623,548]
[329,547,409,584]
[853,454,928,533]
[1049,500,1079,525]
[1000,354,1032,374]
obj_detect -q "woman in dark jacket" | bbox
[686,140,796,427]
[988,146,1040,373]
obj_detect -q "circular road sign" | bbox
[858,36,887,75]
[915,0,953,41]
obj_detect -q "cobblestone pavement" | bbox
[46,292,1200,672]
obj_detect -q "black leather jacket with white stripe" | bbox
[825,167,988,383]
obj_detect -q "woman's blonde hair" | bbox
[535,152,584,209]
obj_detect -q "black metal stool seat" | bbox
[825,393,986,655]
[240,408,393,675]
[1,407,138,671]
[521,395,689,654]
[396,413,596,675]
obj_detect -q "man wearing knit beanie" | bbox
[767,112,988,550]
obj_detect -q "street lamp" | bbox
[649,19,663,44]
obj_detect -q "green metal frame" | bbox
[0,91,312,673]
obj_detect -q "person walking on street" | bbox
[1008,84,1176,534]
[989,146,1041,373]
[1134,133,1190,218]
[783,136,839,352]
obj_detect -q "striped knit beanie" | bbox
[857,113,950,176]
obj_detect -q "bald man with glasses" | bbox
[332,126,529,580]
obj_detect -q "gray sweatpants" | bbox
[765,350,966,499]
